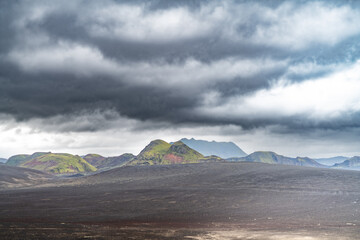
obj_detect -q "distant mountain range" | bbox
[5,152,136,174]
[314,156,349,166]
[333,156,360,169]
[228,151,324,168]
[3,138,360,174]
[180,138,247,158]
[6,152,97,174]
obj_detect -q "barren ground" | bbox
[0,162,359,239]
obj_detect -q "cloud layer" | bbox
[1,0,360,157]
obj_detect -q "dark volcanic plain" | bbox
[0,162,359,239]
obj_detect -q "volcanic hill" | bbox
[131,139,222,165]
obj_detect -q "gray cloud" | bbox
[1,0,360,157]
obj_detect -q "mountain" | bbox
[83,154,107,167]
[20,153,97,174]
[137,139,171,161]
[229,151,324,167]
[0,158,7,163]
[101,154,135,169]
[83,153,135,169]
[333,156,360,169]
[314,156,349,166]
[6,152,49,166]
[131,139,220,165]
[6,154,31,166]
[0,165,51,189]
[180,138,247,158]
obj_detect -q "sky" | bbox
[1,0,360,158]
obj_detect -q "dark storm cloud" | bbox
[0,61,197,124]
[1,0,360,134]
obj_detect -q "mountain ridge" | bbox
[333,156,360,169]
[19,153,97,174]
[229,151,324,167]
[6,152,50,166]
[180,138,247,158]
[315,156,349,166]
[6,139,358,172]
[84,153,135,169]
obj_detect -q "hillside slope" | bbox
[6,154,31,166]
[20,153,97,174]
[0,165,51,189]
[6,152,49,166]
[230,151,324,167]
[180,138,247,158]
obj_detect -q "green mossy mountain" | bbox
[137,140,171,162]
[6,154,30,166]
[333,156,360,169]
[229,151,323,167]
[131,139,220,165]
[6,152,49,166]
[20,153,97,174]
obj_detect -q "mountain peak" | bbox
[151,139,168,145]
[132,139,207,165]
[138,139,171,157]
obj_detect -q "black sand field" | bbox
[0,163,359,239]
